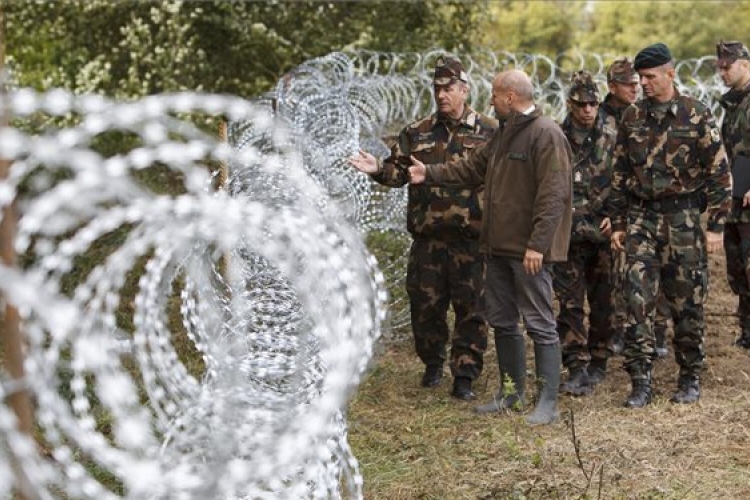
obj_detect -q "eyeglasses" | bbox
[572,101,599,109]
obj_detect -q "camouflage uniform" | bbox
[554,72,618,375]
[610,87,731,385]
[718,41,750,346]
[373,104,497,380]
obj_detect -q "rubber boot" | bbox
[474,335,526,414]
[525,342,561,426]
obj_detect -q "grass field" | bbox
[348,251,750,499]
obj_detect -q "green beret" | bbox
[634,43,673,71]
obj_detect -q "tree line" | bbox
[4,0,750,100]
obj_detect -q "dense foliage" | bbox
[6,1,750,100]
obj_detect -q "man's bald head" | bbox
[491,69,535,117]
[494,70,534,101]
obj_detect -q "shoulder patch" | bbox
[508,152,528,161]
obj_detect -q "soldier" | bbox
[408,69,573,426]
[601,58,672,360]
[717,41,750,349]
[349,56,497,400]
[610,43,731,408]
[555,71,618,396]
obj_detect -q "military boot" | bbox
[586,358,607,386]
[559,365,593,396]
[526,342,561,426]
[421,364,443,388]
[474,335,525,414]
[623,372,652,408]
[735,331,750,350]
[451,377,476,401]
[670,375,700,404]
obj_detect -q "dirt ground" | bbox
[348,250,750,499]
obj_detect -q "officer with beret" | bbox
[349,55,497,400]
[717,40,750,349]
[601,58,671,360]
[555,71,618,397]
[609,43,731,407]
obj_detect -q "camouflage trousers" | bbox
[553,240,617,369]
[613,255,671,344]
[622,207,708,381]
[406,236,487,380]
[724,222,750,334]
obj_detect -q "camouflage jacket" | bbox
[599,94,629,139]
[609,87,731,233]
[372,106,497,239]
[560,113,617,243]
[720,81,750,224]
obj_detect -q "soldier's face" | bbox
[434,82,467,120]
[718,59,750,90]
[568,99,598,128]
[638,66,675,103]
[608,81,639,105]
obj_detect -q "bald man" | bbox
[409,69,573,426]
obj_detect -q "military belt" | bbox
[630,193,702,213]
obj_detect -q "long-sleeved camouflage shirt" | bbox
[560,113,617,242]
[720,81,750,224]
[599,93,630,139]
[371,106,497,239]
[609,87,731,233]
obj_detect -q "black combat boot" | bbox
[451,377,476,401]
[560,365,593,396]
[526,342,561,426]
[670,375,700,404]
[421,364,443,388]
[623,373,652,408]
[735,332,750,349]
[474,334,525,414]
[586,357,607,386]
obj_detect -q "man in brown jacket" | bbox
[408,69,573,425]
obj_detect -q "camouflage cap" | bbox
[433,55,468,86]
[568,70,600,102]
[717,40,750,65]
[607,57,639,84]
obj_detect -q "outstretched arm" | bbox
[348,149,380,174]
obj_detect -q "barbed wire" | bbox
[236,49,728,329]
[0,90,386,499]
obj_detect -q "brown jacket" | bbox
[426,108,573,262]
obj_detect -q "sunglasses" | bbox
[572,101,599,109]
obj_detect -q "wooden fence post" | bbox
[0,6,34,499]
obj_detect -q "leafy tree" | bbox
[477,1,585,56]
[576,1,743,60]
[4,0,490,99]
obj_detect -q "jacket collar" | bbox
[720,80,750,110]
[643,85,681,117]
[431,105,477,130]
